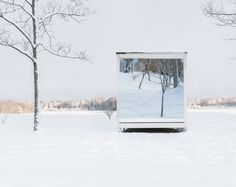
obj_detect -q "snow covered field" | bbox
[0,110,236,187]
[119,73,184,119]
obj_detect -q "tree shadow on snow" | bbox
[122,128,186,133]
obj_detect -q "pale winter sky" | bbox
[0,0,236,101]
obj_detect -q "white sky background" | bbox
[0,0,236,101]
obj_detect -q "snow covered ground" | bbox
[0,110,236,187]
[119,72,184,119]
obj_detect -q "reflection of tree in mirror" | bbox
[152,59,183,117]
[138,60,151,89]
[138,59,183,90]
[121,58,184,118]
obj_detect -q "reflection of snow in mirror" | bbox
[119,58,184,119]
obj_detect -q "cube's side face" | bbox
[117,52,187,128]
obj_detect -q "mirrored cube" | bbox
[117,52,187,129]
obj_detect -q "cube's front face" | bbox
[117,52,186,128]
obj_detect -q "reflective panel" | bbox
[118,55,185,124]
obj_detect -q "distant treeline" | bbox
[188,97,236,109]
[1,96,236,113]
[0,100,33,114]
[0,97,117,114]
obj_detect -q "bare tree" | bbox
[0,0,90,131]
[202,0,236,40]
[104,109,114,120]
[138,60,151,89]
[157,61,172,117]
[173,59,179,88]
[104,102,114,120]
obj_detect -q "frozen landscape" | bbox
[0,110,236,187]
[1,0,236,186]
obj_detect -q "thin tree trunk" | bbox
[176,59,179,84]
[147,72,151,81]
[160,91,164,117]
[32,0,39,131]
[173,60,179,88]
[139,73,145,89]
[33,61,39,131]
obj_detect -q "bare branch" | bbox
[36,43,89,61]
[0,29,33,61]
[0,42,33,61]
[40,12,87,23]
[38,20,54,46]
[0,0,33,18]
[39,0,89,25]
[24,0,32,7]
[0,14,34,48]
[202,0,236,27]
[0,6,20,15]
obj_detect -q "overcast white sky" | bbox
[0,0,236,101]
